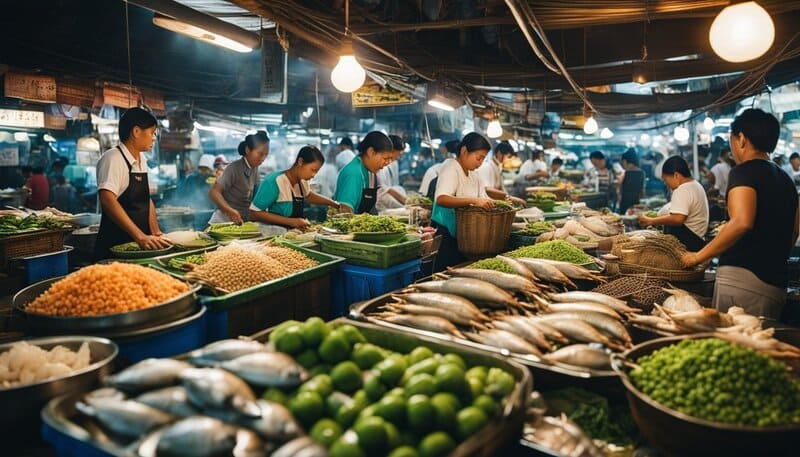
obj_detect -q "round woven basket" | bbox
[618,262,708,283]
[455,207,516,259]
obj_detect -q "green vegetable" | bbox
[111,242,144,252]
[506,240,592,264]
[492,200,514,210]
[207,222,262,241]
[167,254,206,271]
[405,195,432,206]
[528,192,557,202]
[514,221,555,236]
[631,338,800,427]
[543,388,637,445]
[645,211,658,218]
[324,214,406,233]
[0,214,72,236]
[468,258,515,274]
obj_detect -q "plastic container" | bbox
[316,234,421,268]
[15,245,73,284]
[331,258,420,317]
[109,305,207,365]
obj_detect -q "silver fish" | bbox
[493,317,554,351]
[105,358,192,393]
[444,267,542,296]
[187,339,272,367]
[180,368,260,417]
[75,397,174,438]
[495,255,538,282]
[85,387,126,401]
[537,311,632,346]
[205,399,301,442]
[272,437,327,457]
[466,329,543,356]
[662,289,702,312]
[392,291,490,323]
[543,344,612,370]
[423,277,522,309]
[515,258,577,288]
[522,318,569,344]
[548,291,635,314]
[136,386,199,418]
[533,259,605,282]
[219,352,308,388]
[542,302,621,319]
[384,302,486,327]
[372,313,466,338]
[140,416,264,457]
[529,317,625,351]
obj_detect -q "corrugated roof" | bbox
[173,0,272,31]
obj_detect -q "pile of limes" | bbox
[267,318,518,457]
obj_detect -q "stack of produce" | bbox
[325,214,407,233]
[206,222,262,242]
[0,341,90,387]
[630,338,800,426]
[542,387,637,446]
[26,263,189,316]
[507,240,594,265]
[513,221,555,236]
[527,193,557,212]
[0,214,73,235]
[166,254,206,271]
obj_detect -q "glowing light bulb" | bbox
[639,133,652,147]
[487,119,503,138]
[583,116,598,135]
[703,116,715,131]
[674,126,690,142]
[331,54,366,93]
[709,2,774,63]
[600,128,614,139]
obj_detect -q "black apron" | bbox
[619,169,645,214]
[289,180,306,218]
[665,224,707,252]
[356,172,379,214]
[94,147,151,260]
[426,177,439,201]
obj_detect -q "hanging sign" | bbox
[4,72,57,103]
[0,109,45,128]
[352,82,414,108]
[102,82,141,109]
[57,78,96,107]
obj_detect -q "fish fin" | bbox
[74,401,95,418]
[231,396,262,418]
[470,320,490,331]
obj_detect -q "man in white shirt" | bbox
[335,137,356,170]
[377,135,407,210]
[516,150,549,183]
[708,150,734,197]
[311,147,339,198]
[478,141,514,197]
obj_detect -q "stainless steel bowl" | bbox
[0,336,117,442]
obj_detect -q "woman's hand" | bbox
[225,209,244,225]
[137,234,172,250]
[508,196,526,207]
[681,252,700,268]
[472,198,495,210]
[288,218,311,229]
[639,215,653,226]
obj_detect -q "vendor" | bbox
[549,158,563,179]
[250,146,341,229]
[479,141,525,205]
[419,140,458,199]
[333,131,394,214]
[617,149,645,214]
[208,131,269,224]
[431,133,496,271]
[584,150,617,208]
[178,154,216,210]
[516,149,549,183]
[94,108,170,259]
[639,156,708,251]
[376,134,407,210]
[682,109,799,319]
[335,137,356,170]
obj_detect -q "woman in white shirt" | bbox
[431,133,495,271]
[639,156,709,251]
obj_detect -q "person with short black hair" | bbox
[550,157,564,178]
[784,152,800,184]
[682,109,799,319]
[24,166,49,210]
[250,145,341,229]
[478,141,526,205]
[617,148,645,214]
[334,131,394,214]
[640,156,709,251]
[584,150,617,207]
[335,136,356,170]
[376,134,407,209]
[708,149,735,197]
[208,131,270,225]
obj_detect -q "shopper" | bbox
[549,157,564,179]
[478,141,525,204]
[517,149,549,182]
[52,175,79,213]
[682,109,799,319]
[334,131,394,214]
[178,154,215,210]
[431,133,495,271]
[250,146,341,229]
[311,147,339,198]
[213,155,229,178]
[707,149,735,197]
[419,140,458,199]
[335,136,356,170]
[94,107,170,259]
[784,152,800,184]
[376,134,407,209]
[640,156,709,252]
[24,166,49,210]
[584,150,616,208]
[208,131,269,224]
[617,149,645,214]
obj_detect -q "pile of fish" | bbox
[537,217,623,250]
[74,339,324,457]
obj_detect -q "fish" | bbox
[444,268,543,297]
[204,399,301,442]
[662,288,702,312]
[84,387,126,401]
[418,277,522,309]
[627,314,683,333]
[372,313,466,339]
[136,386,200,418]
[219,352,308,388]
[713,332,800,359]
[532,259,606,283]
[391,291,490,323]
[536,311,632,346]
[548,291,637,314]
[522,318,569,344]
[75,397,175,438]
[383,302,487,328]
[658,306,735,332]
[466,329,543,356]
[180,368,260,417]
[543,344,612,370]
[272,437,327,457]
[495,255,538,282]
[579,217,619,237]
[493,317,554,351]
[139,416,265,457]
[528,317,625,351]
[542,302,621,319]
[186,339,272,367]
[104,358,192,393]
[515,258,577,289]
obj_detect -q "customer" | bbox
[179,154,216,210]
[584,150,616,208]
[335,136,356,170]
[478,141,525,204]
[549,157,564,179]
[682,109,799,319]
[617,149,645,214]
[517,149,549,182]
[784,152,800,184]
[708,149,735,197]
[25,166,50,210]
[640,156,709,252]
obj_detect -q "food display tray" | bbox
[316,234,421,269]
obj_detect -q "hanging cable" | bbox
[124,0,134,107]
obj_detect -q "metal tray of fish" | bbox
[14,278,201,334]
[350,294,621,388]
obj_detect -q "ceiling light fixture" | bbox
[487,118,503,139]
[709,1,774,63]
[674,126,690,142]
[703,115,715,131]
[600,127,614,139]
[583,105,598,135]
[331,0,366,93]
[427,83,462,111]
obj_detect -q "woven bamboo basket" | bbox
[618,262,708,283]
[456,207,516,259]
[0,228,73,270]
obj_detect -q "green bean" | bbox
[506,240,592,264]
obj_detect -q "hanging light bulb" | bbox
[584,116,598,135]
[703,115,715,131]
[487,118,503,139]
[674,126,690,143]
[709,2,774,63]
[639,133,652,147]
[600,127,614,139]
[331,0,366,93]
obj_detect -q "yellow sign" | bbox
[0,109,45,128]
[352,82,414,108]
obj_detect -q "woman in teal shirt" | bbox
[334,131,394,214]
[250,146,341,229]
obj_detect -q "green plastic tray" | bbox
[315,234,421,269]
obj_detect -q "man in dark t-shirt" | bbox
[682,109,799,319]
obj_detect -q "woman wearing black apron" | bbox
[333,131,394,214]
[639,156,709,252]
[250,146,342,228]
[618,149,646,214]
[94,108,171,260]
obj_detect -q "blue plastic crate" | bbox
[113,306,207,365]
[18,246,72,284]
[331,258,421,317]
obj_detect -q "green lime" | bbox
[330,431,366,457]
[418,431,456,457]
[357,404,378,421]
[310,418,343,448]
[430,394,458,431]
[472,395,500,418]
[300,374,334,398]
[406,346,435,366]
[485,368,515,398]
[309,364,332,378]
[301,317,330,347]
[364,372,388,402]
[375,394,406,425]
[337,324,367,344]
[352,389,369,408]
[274,324,305,355]
[404,373,437,397]
[375,356,408,387]
[466,376,484,399]
[384,421,401,450]
[268,320,301,344]
[456,406,488,440]
[352,343,387,370]
[431,392,461,412]
[288,391,325,427]
[435,364,467,394]
[399,431,419,447]
[295,348,320,369]
[326,391,353,417]
[335,401,363,428]
[261,387,287,405]
[406,394,436,431]
[386,387,405,399]
[465,366,487,383]
[331,361,363,394]
[354,416,388,452]
[401,357,440,384]
[319,332,352,364]
[441,354,466,370]
[388,446,420,457]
